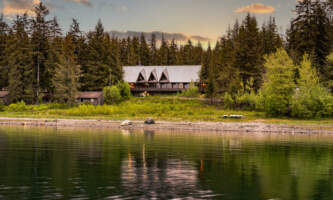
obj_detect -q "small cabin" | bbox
[0,91,9,104]
[123,65,201,94]
[76,92,104,105]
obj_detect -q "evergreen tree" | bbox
[150,34,160,65]
[200,44,212,83]
[68,19,86,65]
[159,35,169,65]
[126,37,137,65]
[0,14,9,89]
[119,38,128,65]
[261,17,282,55]
[131,36,140,65]
[139,33,150,65]
[7,15,34,103]
[287,0,331,76]
[183,40,194,65]
[30,2,51,103]
[46,17,63,98]
[81,20,122,90]
[206,61,217,104]
[193,42,203,64]
[52,35,81,104]
[234,14,263,90]
[168,39,178,65]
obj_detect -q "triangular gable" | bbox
[159,69,169,82]
[136,68,147,82]
[148,69,158,82]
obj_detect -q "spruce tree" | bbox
[139,33,150,65]
[168,39,178,65]
[287,0,331,77]
[159,35,169,65]
[7,15,34,103]
[81,20,122,90]
[200,44,211,83]
[52,35,81,104]
[183,40,194,65]
[0,14,9,89]
[30,2,51,103]
[261,17,282,55]
[150,34,160,65]
[233,14,263,90]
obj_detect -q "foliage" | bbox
[5,101,28,112]
[222,78,257,110]
[259,49,296,116]
[117,82,131,100]
[103,86,122,104]
[52,44,81,105]
[179,82,200,97]
[287,0,331,77]
[291,55,333,118]
[323,52,333,91]
[223,92,234,109]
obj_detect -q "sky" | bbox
[0,0,298,43]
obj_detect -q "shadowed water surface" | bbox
[0,126,333,199]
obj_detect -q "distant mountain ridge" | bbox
[109,30,212,44]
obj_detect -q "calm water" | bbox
[0,127,333,200]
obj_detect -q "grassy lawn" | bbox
[0,97,332,126]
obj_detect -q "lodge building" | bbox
[123,65,201,93]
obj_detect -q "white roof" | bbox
[123,65,201,83]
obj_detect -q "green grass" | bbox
[0,97,332,126]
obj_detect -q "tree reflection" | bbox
[0,127,333,199]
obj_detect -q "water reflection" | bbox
[0,127,332,199]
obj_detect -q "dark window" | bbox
[160,73,168,81]
[148,73,157,81]
[137,73,145,82]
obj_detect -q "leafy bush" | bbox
[103,86,122,104]
[223,92,234,109]
[291,56,333,118]
[180,82,200,97]
[117,82,131,100]
[259,49,296,116]
[223,78,257,110]
[5,101,29,112]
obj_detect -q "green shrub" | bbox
[180,82,200,97]
[291,56,333,118]
[0,104,5,112]
[223,92,234,109]
[6,101,28,112]
[103,86,122,104]
[117,82,131,100]
[259,49,296,116]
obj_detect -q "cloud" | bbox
[66,0,92,7]
[235,3,275,14]
[1,0,40,16]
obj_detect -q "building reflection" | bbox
[120,144,216,199]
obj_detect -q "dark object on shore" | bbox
[145,118,155,124]
[221,115,244,119]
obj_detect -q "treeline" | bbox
[0,1,333,111]
[0,3,206,105]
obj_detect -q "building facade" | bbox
[123,66,201,93]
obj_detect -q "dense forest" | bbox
[0,0,332,108]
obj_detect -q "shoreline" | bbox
[0,117,332,134]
